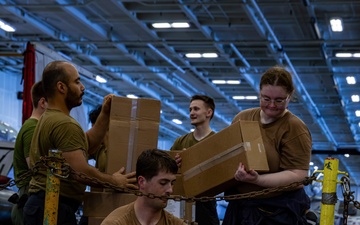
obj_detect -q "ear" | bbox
[137,176,146,190]
[206,108,213,118]
[57,81,66,94]
[39,97,47,109]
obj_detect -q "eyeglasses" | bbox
[260,95,290,106]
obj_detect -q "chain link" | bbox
[341,176,360,225]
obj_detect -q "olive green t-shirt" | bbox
[29,108,88,203]
[13,118,38,188]
[170,131,215,150]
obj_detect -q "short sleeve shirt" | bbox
[29,108,88,202]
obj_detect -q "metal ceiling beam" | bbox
[243,0,338,150]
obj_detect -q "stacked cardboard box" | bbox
[179,120,269,197]
[106,96,161,173]
[85,96,161,225]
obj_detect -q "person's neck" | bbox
[260,109,288,124]
[47,99,71,116]
[134,199,162,225]
[29,108,43,120]
[193,124,212,141]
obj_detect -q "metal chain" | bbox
[2,156,318,202]
[341,176,360,225]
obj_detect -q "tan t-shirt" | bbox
[29,108,88,203]
[101,202,187,225]
[230,108,312,195]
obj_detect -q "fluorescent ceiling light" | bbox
[95,75,107,83]
[0,20,15,32]
[226,80,240,84]
[172,119,182,125]
[356,110,360,117]
[246,96,258,100]
[202,53,218,58]
[309,162,314,166]
[185,53,218,58]
[152,23,171,28]
[185,53,201,58]
[330,18,343,32]
[152,22,190,29]
[344,153,350,157]
[346,76,356,85]
[212,80,226,84]
[232,96,245,100]
[171,22,190,28]
[353,53,360,58]
[336,52,352,58]
[127,94,138,99]
[233,95,258,100]
[352,95,360,102]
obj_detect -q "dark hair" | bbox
[190,95,215,119]
[31,81,46,108]
[88,105,102,125]
[260,66,295,94]
[136,149,178,181]
[42,60,71,98]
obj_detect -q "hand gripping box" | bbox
[179,120,269,197]
[106,96,161,174]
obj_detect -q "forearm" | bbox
[253,169,308,188]
[72,165,115,187]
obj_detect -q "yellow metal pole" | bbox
[320,157,339,225]
[43,149,62,225]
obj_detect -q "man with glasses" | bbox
[223,66,312,225]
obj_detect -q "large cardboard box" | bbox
[107,96,161,173]
[83,192,137,217]
[180,120,269,197]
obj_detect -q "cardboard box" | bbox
[107,96,161,174]
[180,120,269,197]
[83,192,137,217]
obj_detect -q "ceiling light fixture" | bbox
[172,119,182,125]
[202,53,218,58]
[212,80,240,85]
[330,17,343,32]
[0,19,15,32]
[185,53,218,58]
[232,96,258,100]
[346,76,356,85]
[152,23,171,28]
[95,75,107,83]
[127,94,138,99]
[355,110,360,117]
[351,95,360,102]
[185,53,202,58]
[171,22,190,28]
[336,53,352,58]
[152,22,190,29]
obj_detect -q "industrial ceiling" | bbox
[0,0,360,186]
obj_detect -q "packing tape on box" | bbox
[183,143,246,181]
[125,99,139,172]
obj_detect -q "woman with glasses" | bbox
[223,66,312,225]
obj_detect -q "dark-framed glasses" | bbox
[260,95,290,106]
